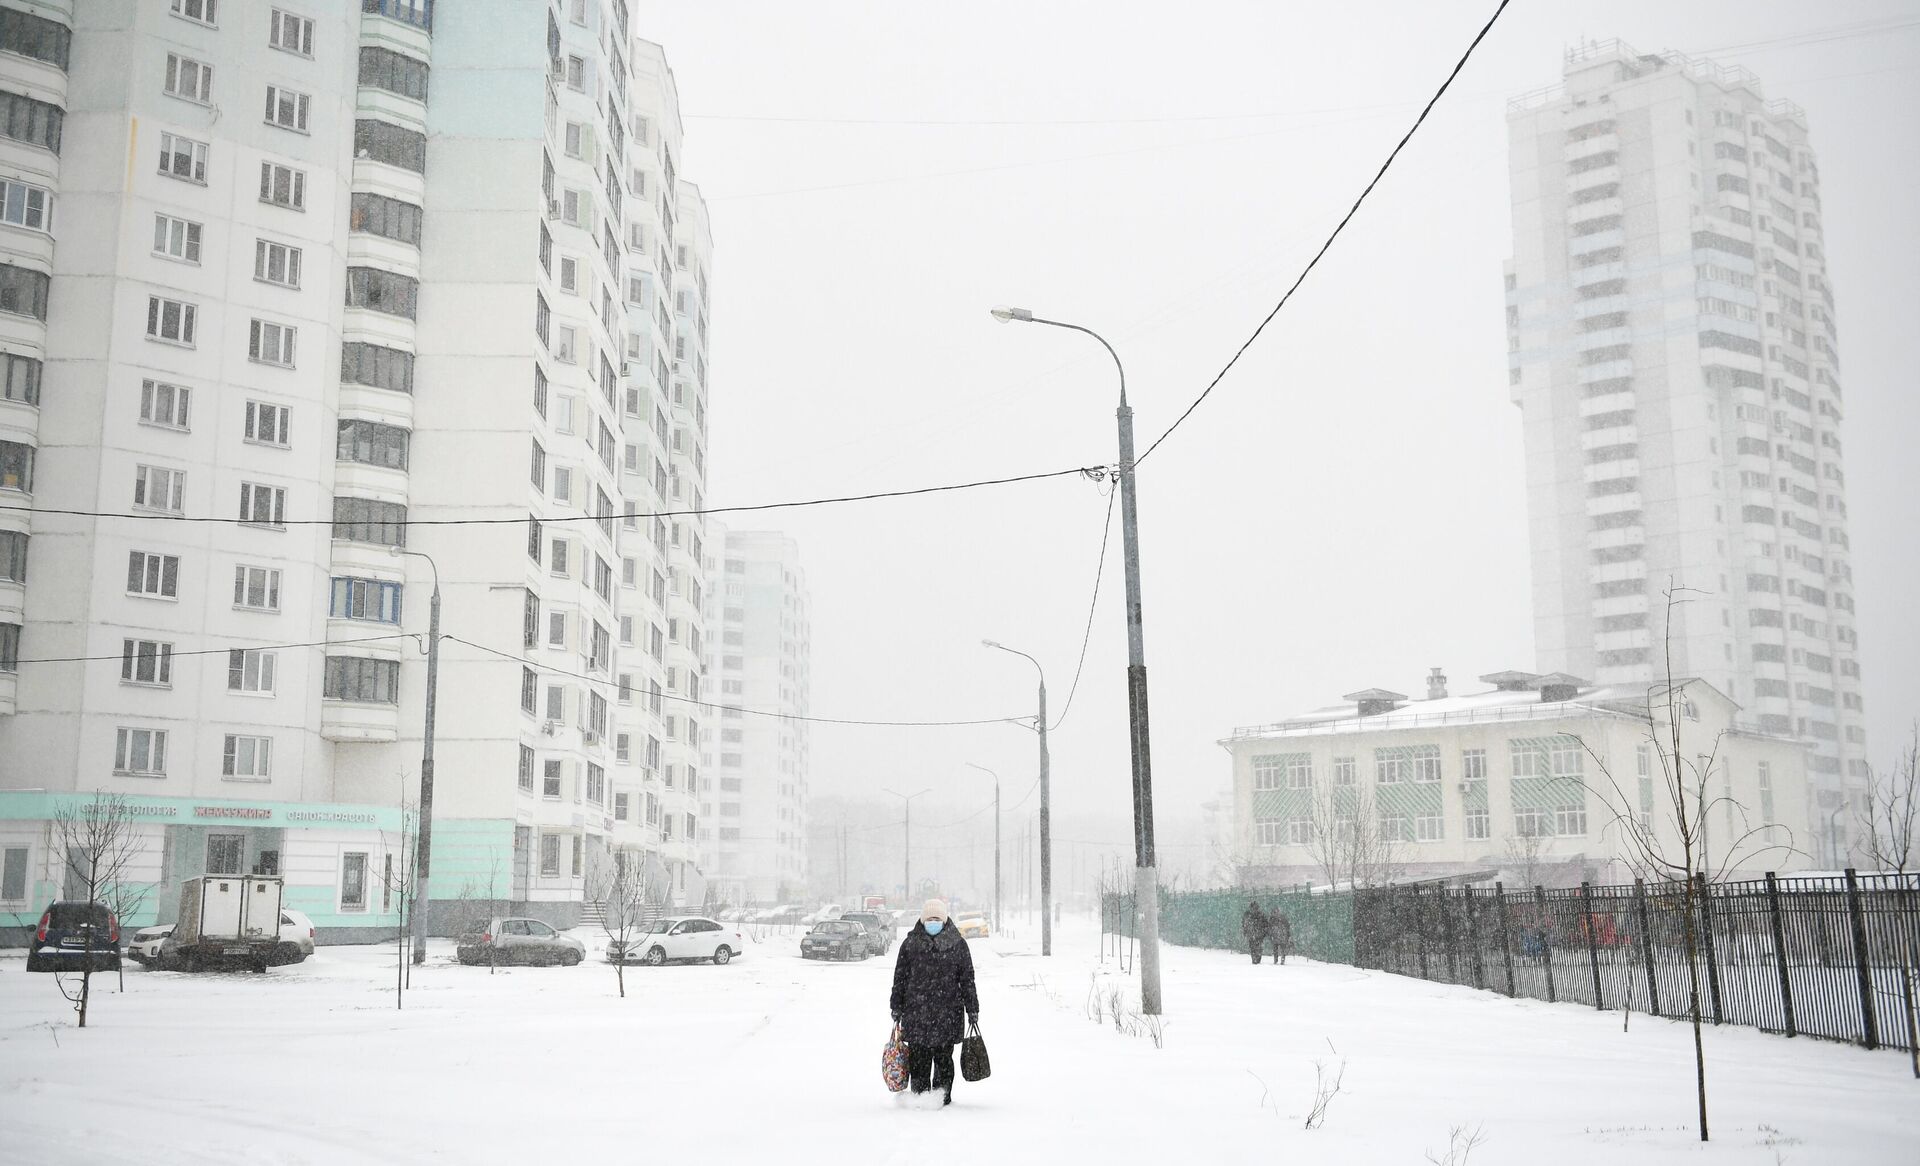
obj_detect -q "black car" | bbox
[839,911,895,955]
[800,920,871,961]
[26,901,123,973]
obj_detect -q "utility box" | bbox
[169,876,284,972]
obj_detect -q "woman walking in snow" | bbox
[890,899,979,1107]
[1241,900,1270,965]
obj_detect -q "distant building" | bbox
[700,527,810,905]
[1223,669,1815,888]
[1503,40,1865,856]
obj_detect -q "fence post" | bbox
[1843,868,1880,1049]
[1414,885,1430,981]
[1694,872,1724,1024]
[1442,886,1459,983]
[1764,871,1795,1037]
[1465,889,1485,990]
[1634,877,1660,1016]
[1580,881,1604,1010]
[1495,881,1516,997]
[1535,884,1556,1004]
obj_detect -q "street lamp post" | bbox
[989,305,1162,1014]
[966,763,1001,934]
[1827,805,1845,869]
[885,787,931,905]
[389,547,442,966]
[983,639,1052,957]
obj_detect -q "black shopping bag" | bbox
[960,1018,991,1082]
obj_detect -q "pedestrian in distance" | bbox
[890,898,979,1108]
[1240,900,1270,965]
[1268,910,1293,965]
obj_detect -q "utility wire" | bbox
[13,632,418,667]
[1046,486,1117,732]
[1136,0,1514,466]
[0,464,1107,530]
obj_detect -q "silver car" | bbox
[456,917,586,966]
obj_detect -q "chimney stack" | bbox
[1427,667,1448,701]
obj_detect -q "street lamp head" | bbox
[981,638,1002,649]
[989,306,1033,323]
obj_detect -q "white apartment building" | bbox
[1504,41,1866,856]
[1224,669,1816,889]
[0,0,714,940]
[700,524,810,906]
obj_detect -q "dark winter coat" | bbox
[1240,903,1270,943]
[890,921,979,1047]
[1269,912,1293,946]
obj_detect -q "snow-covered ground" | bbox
[2,916,1914,1164]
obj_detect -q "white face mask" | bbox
[924,920,944,935]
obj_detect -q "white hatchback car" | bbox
[610,916,746,966]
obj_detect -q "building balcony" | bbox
[358,4,434,60]
[342,306,416,355]
[1570,260,1627,290]
[1568,163,1622,191]
[1577,326,1631,350]
[1592,593,1650,618]
[338,383,414,432]
[1594,628,1652,653]
[1589,524,1644,550]
[1568,229,1625,257]
[1579,389,1634,417]
[1584,457,1640,484]
[351,157,424,210]
[321,699,400,743]
[1577,359,1633,383]
[345,231,421,281]
[1593,558,1648,584]
[333,461,410,507]
[0,397,37,448]
[0,668,14,716]
[1567,196,1624,224]
[1580,425,1637,451]
[1585,491,1641,518]
[355,87,426,135]
[1573,295,1628,320]
[1564,133,1620,162]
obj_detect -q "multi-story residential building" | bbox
[700,524,810,906]
[0,1,714,940]
[1504,40,1866,859]
[1223,669,1815,888]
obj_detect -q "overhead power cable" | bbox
[1136,0,1515,466]
[13,632,418,667]
[1046,486,1117,733]
[0,464,1108,530]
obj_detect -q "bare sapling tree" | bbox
[371,800,418,1008]
[1502,824,1550,889]
[455,850,507,975]
[1857,724,1917,875]
[1305,782,1402,890]
[587,846,655,998]
[1568,585,1800,1143]
[51,794,149,1028]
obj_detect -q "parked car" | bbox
[839,911,895,955]
[127,924,173,966]
[801,920,872,961]
[273,908,317,966]
[456,918,586,966]
[25,901,122,973]
[610,916,744,966]
[804,902,845,925]
[956,911,990,940]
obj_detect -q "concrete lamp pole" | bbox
[989,305,1161,1014]
[965,762,1001,935]
[884,787,931,906]
[389,546,441,966]
[982,639,1052,957]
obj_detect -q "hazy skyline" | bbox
[637,1,1920,853]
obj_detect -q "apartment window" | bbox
[0,264,47,320]
[337,418,409,470]
[551,465,572,503]
[0,7,70,68]
[564,122,588,160]
[346,267,418,319]
[1,353,39,406]
[358,46,429,102]
[152,214,201,262]
[0,531,24,584]
[540,834,561,876]
[323,656,398,703]
[259,161,306,210]
[1,845,26,901]
[227,647,278,694]
[127,551,180,598]
[1461,749,1487,782]
[354,119,426,174]
[1374,753,1407,785]
[245,401,291,446]
[145,296,197,344]
[529,439,545,487]
[164,54,213,103]
[565,55,586,91]
[543,761,563,800]
[559,255,579,293]
[171,0,217,24]
[254,239,302,288]
[546,611,567,649]
[535,293,550,346]
[223,735,273,781]
[1555,805,1588,837]
[264,85,311,132]
[363,0,431,31]
[614,791,630,818]
[1412,748,1442,783]
[140,379,192,430]
[0,177,49,233]
[331,496,407,547]
[341,342,414,394]
[1255,818,1284,847]
[340,853,368,911]
[133,464,185,513]
[522,591,539,648]
[330,577,402,623]
[239,482,287,527]
[113,727,168,776]
[233,564,281,612]
[554,324,578,363]
[0,621,14,672]
[120,639,174,686]
[349,191,422,246]
[549,538,569,577]
[156,131,206,182]
[1465,811,1490,840]
[269,9,314,55]
[1416,815,1444,842]
[1514,807,1552,838]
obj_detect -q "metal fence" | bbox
[1104,870,1920,1054]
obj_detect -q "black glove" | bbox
[891,1010,902,1023]
[967,1012,979,1026]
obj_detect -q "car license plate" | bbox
[224,946,249,956]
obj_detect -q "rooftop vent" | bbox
[1479,670,1541,692]
[1536,673,1587,703]
[1342,688,1408,718]
[1427,667,1449,701]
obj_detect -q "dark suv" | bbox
[26,901,123,972]
[840,911,895,955]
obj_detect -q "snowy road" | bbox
[2,917,1915,1164]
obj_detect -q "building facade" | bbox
[0,0,714,939]
[1503,40,1865,854]
[700,525,810,906]
[1224,670,1816,888]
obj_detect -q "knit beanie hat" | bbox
[921,898,949,922]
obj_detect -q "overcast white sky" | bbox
[636,1,1920,845]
